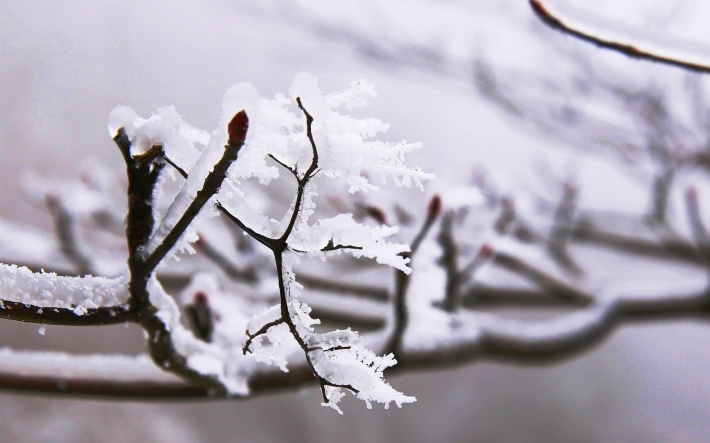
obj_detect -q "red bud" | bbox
[529,0,548,16]
[187,291,213,342]
[478,243,495,259]
[45,193,61,212]
[194,291,209,306]
[228,110,249,146]
[427,194,442,219]
[366,205,387,225]
[686,186,698,203]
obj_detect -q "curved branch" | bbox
[529,0,710,73]
[400,288,710,367]
[1,287,707,400]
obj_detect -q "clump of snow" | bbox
[0,264,128,310]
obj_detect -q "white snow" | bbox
[0,264,128,309]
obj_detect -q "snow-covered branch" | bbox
[529,0,710,73]
[1,0,708,411]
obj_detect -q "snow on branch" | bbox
[529,0,710,73]
[0,264,127,308]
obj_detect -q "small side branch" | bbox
[143,138,246,272]
[572,219,708,264]
[45,195,94,276]
[493,251,593,303]
[268,154,299,178]
[387,195,442,356]
[243,318,286,354]
[297,274,389,301]
[437,211,462,312]
[216,202,276,249]
[548,182,582,274]
[529,0,710,73]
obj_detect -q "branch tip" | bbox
[228,110,249,147]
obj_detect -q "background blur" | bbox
[1,0,709,441]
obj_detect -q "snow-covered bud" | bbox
[227,110,249,147]
[185,292,214,342]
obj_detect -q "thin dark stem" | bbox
[462,286,591,308]
[216,202,276,249]
[386,197,441,356]
[438,211,462,312]
[298,274,389,300]
[46,197,93,276]
[143,140,245,272]
[0,300,134,326]
[277,97,319,247]
[162,155,188,178]
[493,251,593,302]
[268,154,298,178]
[243,318,286,354]
[572,219,708,264]
[548,182,581,275]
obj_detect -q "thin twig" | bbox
[45,195,94,276]
[216,202,276,249]
[143,138,246,272]
[548,182,582,275]
[268,154,299,178]
[437,211,462,312]
[386,195,442,356]
[493,251,593,302]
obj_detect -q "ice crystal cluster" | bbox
[1,72,432,412]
